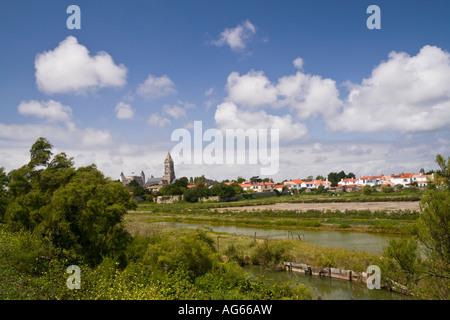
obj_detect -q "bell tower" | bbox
[163,152,175,184]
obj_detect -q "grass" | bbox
[124,220,381,274]
[126,205,419,235]
[137,190,424,213]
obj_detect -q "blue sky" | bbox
[1,0,449,181]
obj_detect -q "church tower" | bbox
[140,171,145,187]
[163,152,175,184]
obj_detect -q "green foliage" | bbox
[210,183,237,198]
[251,241,292,268]
[0,167,9,222]
[29,137,53,168]
[2,138,135,266]
[126,179,146,197]
[328,171,355,187]
[183,187,199,203]
[362,185,373,195]
[380,154,450,299]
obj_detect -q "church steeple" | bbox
[163,152,175,184]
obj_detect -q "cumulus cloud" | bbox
[276,72,342,119]
[225,65,342,119]
[293,57,304,70]
[35,36,127,95]
[226,71,278,107]
[213,20,256,51]
[148,113,171,127]
[214,101,308,141]
[330,45,450,133]
[18,100,72,123]
[79,128,112,147]
[136,74,176,100]
[114,102,134,119]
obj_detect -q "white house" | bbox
[390,173,412,187]
[411,173,434,187]
[239,181,275,192]
[358,175,383,187]
[283,179,304,190]
[338,178,360,187]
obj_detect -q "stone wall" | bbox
[155,195,183,204]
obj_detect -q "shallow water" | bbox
[155,221,401,254]
[244,266,408,300]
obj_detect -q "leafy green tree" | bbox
[328,171,355,187]
[175,177,189,188]
[29,137,53,169]
[210,183,236,198]
[183,187,199,203]
[3,137,136,266]
[0,167,9,222]
[127,179,146,197]
[381,155,449,299]
[45,165,135,265]
[236,177,246,184]
[250,176,261,183]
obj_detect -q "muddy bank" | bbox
[214,201,420,212]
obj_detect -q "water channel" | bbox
[154,221,409,299]
[155,221,401,254]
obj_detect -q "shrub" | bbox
[183,187,199,203]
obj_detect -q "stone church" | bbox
[120,152,176,190]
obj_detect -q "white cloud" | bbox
[148,113,171,127]
[276,71,342,119]
[161,101,195,119]
[35,36,127,95]
[114,102,134,119]
[18,100,72,123]
[79,128,112,147]
[214,101,308,141]
[330,45,450,133]
[205,87,215,96]
[225,65,342,119]
[293,57,304,70]
[163,104,187,119]
[226,70,278,107]
[136,74,176,100]
[213,20,256,51]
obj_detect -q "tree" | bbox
[435,153,450,187]
[127,179,145,197]
[210,183,236,199]
[328,171,355,187]
[47,165,135,265]
[29,137,53,169]
[184,187,199,203]
[3,137,136,266]
[0,167,9,222]
[347,172,356,179]
[236,177,246,184]
[175,177,189,188]
[381,154,449,299]
[250,176,262,183]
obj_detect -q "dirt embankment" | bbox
[214,201,420,212]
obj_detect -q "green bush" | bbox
[250,241,292,268]
[183,187,199,203]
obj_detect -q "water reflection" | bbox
[245,266,408,300]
